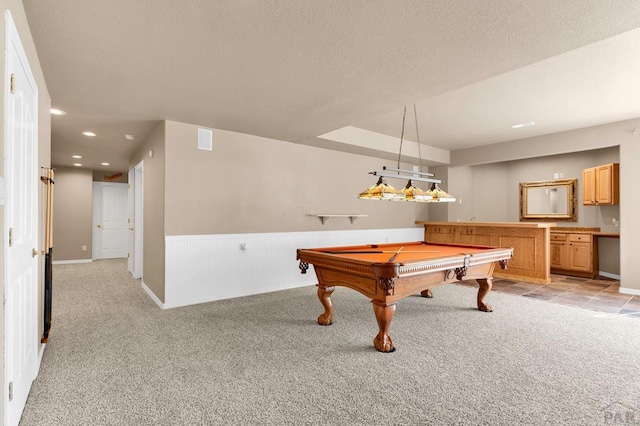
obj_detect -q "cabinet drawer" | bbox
[429,226,454,234]
[550,233,567,241]
[569,234,591,243]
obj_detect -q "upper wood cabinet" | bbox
[582,163,619,205]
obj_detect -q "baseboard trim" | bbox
[162,282,312,310]
[52,259,93,265]
[619,287,640,296]
[599,271,621,280]
[35,342,46,379]
[141,281,165,309]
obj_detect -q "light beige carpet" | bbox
[20,259,640,425]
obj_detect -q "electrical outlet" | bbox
[82,245,87,252]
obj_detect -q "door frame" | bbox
[132,161,143,279]
[127,168,135,274]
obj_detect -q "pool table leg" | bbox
[372,301,396,352]
[316,285,335,325]
[420,288,433,298]
[476,278,493,312]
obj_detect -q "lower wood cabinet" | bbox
[550,232,599,278]
[550,237,567,270]
[419,221,553,284]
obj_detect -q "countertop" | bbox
[415,221,556,228]
[551,227,620,238]
[415,222,620,238]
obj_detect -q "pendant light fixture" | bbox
[358,105,455,202]
[357,176,404,200]
[426,183,456,202]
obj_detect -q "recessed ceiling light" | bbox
[101,162,110,166]
[50,108,67,115]
[125,134,136,140]
[511,121,536,129]
[73,163,82,167]
[72,155,82,159]
[82,131,97,137]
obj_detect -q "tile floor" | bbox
[459,274,640,319]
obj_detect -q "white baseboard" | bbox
[163,227,424,309]
[52,259,93,265]
[619,287,640,296]
[599,271,621,280]
[141,281,165,309]
[598,271,620,281]
[35,342,46,379]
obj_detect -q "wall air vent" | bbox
[198,128,213,151]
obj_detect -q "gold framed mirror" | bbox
[520,178,577,221]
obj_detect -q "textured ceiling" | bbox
[22,0,640,172]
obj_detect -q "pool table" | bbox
[297,241,513,352]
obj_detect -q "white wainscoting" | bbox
[164,228,424,309]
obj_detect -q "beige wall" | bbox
[447,117,635,286]
[130,122,166,302]
[445,138,623,276]
[50,167,129,262]
[620,132,640,292]
[507,148,620,275]
[451,119,630,167]
[423,165,451,222]
[164,120,428,235]
[1,0,52,418]
[131,119,433,303]
[52,167,93,261]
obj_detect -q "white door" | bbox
[93,182,128,259]
[4,10,39,426]
[127,168,134,274]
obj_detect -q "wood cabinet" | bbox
[550,232,599,278]
[582,163,619,205]
[550,233,567,269]
[417,221,554,284]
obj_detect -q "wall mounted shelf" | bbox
[311,214,368,225]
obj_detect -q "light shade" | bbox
[358,177,404,200]
[401,180,433,202]
[426,183,456,202]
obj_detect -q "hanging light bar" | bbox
[357,104,457,203]
[382,166,435,177]
[370,170,441,184]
